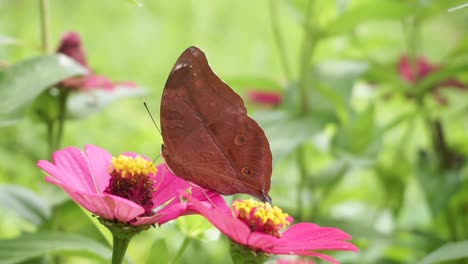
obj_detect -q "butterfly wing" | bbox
[160,47,272,202]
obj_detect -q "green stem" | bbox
[171,237,192,264]
[39,0,51,54]
[296,145,308,221]
[54,89,70,150]
[46,119,55,157]
[297,0,316,115]
[112,235,133,264]
[295,0,316,220]
[268,0,292,80]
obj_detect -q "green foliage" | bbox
[0,185,51,226]
[0,232,111,264]
[0,54,86,126]
[1,0,467,263]
[420,240,468,264]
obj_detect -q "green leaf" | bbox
[0,232,111,264]
[420,240,468,264]
[332,104,381,162]
[313,159,350,194]
[0,54,87,126]
[127,0,142,6]
[176,215,219,241]
[67,85,146,119]
[324,1,415,37]
[146,239,169,264]
[0,184,52,226]
[415,152,462,216]
[253,110,336,164]
[224,76,282,92]
[0,35,21,46]
[413,61,468,97]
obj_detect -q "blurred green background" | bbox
[1,0,467,263]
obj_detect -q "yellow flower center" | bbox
[110,155,157,178]
[232,199,293,237]
[105,155,157,217]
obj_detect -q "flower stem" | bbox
[297,0,316,115]
[170,237,192,264]
[39,0,51,54]
[296,0,316,219]
[112,234,133,264]
[268,0,292,80]
[46,119,54,157]
[54,89,70,150]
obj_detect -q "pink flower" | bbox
[185,196,358,264]
[57,32,135,91]
[276,259,315,264]
[247,90,283,107]
[398,55,466,104]
[37,145,225,226]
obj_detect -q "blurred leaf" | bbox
[127,0,142,6]
[146,239,169,264]
[0,184,52,226]
[0,35,20,46]
[66,85,146,119]
[416,152,462,216]
[176,215,219,241]
[0,54,87,126]
[420,240,468,264]
[0,232,111,264]
[313,60,369,122]
[324,2,414,37]
[224,76,282,92]
[333,104,381,163]
[365,63,412,94]
[253,110,336,164]
[313,159,350,195]
[414,60,468,97]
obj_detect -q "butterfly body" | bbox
[160,47,272,202]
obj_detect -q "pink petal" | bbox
[151,164,192,208]
[272,223,358,252]
[156,202,189,225]
[64,187,145,222]
[152,163,231,224]
[247,90,282,106]
[37,146,100,194]
[247,232,279,250]
[266,250,341,264]
[57,31,89,69]
[85,144,112,193]
[83,75,115,90]
[186,195,251,245]
[132,213,162,226]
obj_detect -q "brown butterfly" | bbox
[160,46,272,203]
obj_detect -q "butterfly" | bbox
[160,46,272,203]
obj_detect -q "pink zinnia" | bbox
[57,32,135,91]
[247,90,283,107]
[398,55,466,104]
[185,196,358,264]
[37,145,225,226]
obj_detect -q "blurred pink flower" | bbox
[276,259,315,264]
[37,145,225,226]
[247,90,283,107]
[398,55,466,104]
[185,196,358,264]
[57,31,135,91]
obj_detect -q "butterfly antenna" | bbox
[143,100,162,135]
